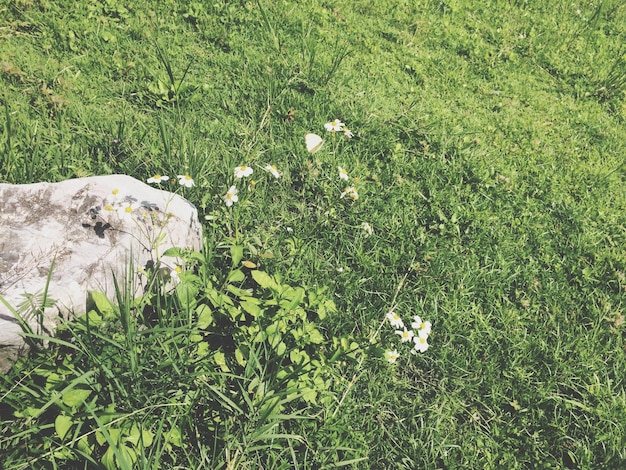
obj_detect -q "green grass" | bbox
[1,0,625,468]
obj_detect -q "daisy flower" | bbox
[386,311,404,329]
[343,126,354,139]
[147,174,169,184]
[117,201,138,223]
[224,185,238,207]
[324,119,345,133]
[411,316,432,336]
[105,188,124,206]
[338,166,349,181]
[264,164,281,178]
[395,327,415,343]
[340,186,359,201]
[385,349,400,364]
[361,222,374,236]
[413,331,430,353]
[177,174,195,188]
[234,165,253,179]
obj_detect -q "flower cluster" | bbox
[101,187,140,223]
[384,311,432,363]
[224,162,281,207]
[324,119,354,139]
[335,165,359,201]
[146,173,195,188]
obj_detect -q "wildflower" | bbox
[117,201,138,223]
[386,311,404,329]
[305,133,324,154]
[234,165,253,179]
[170,265,183,283]
[361,222,373,236]
[340,186,359,201]
[395,327,414,343]
[224,185,238,207]
[147,174,169,184]
[343,126,354,139]
[264,164,281,178]
[338,166,349,181]
[385,349,400,364]
[324,119,345,133]
[411,316,432,336]
[105,188,124,205]
[413,330,430,353]
[177,174,195,188]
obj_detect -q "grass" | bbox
[1,0,625,468]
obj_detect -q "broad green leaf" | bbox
[79,309,104,327]
[61,388,92,408]
[165,427,182,447]
[162,247,183,258]
[227,269,245,283]
[214,351,230,372]
[308,327,324,344]
[281,287,304,312]
[301,387,317,404]
[55,414,73,440]
[126,425,154,447]
[196,304,213,329]
[45,372,65,390]
[276,341,287,356]
[251,270,277,290]
[240,300,262,317]
[77,435,93,455]
[176,281,198,306]
[235,347,247,366]
[102,446,116,470]
[88,290,115,317]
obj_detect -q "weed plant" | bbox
[1,0,625,468]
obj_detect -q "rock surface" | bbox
[0,175,202,372]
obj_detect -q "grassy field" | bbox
[1,0,625,468]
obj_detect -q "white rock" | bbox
[0,175,202,371]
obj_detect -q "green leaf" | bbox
[226,284,253,299]
[102,446,116,470]
[78,309,104,327]
[165,427,182,447]
[214,351,230,372]
[196,304,214,329]
[162,247,183,258]
[230,244,243,267]
[286,287,305,311]
[88,290,115,317]
[55,414,73,440]
[61,388,92,408]
[308,326,324,344]
[241,299,262,317]
[227,269,245,283]
[126,424,154,447]
[176,281,198,306]
[235,347,247,366]
[251,270,278,290]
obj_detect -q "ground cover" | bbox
[1,0,625,468]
